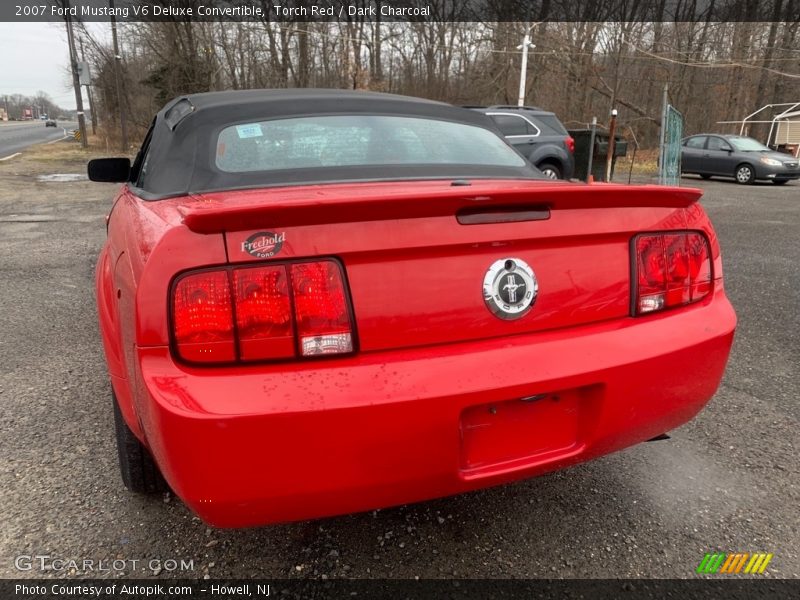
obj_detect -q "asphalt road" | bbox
[0,154,797,580]
[0,121,77,158]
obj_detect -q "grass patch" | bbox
[20,127,135,165]
[23,142,104,164]
[616,148,659,176]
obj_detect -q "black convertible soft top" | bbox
[129,89,541,200]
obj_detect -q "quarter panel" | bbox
[528,144,568,170]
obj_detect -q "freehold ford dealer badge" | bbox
[483,258,538,320]
[242,231,285,258]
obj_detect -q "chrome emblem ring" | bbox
[483,258,538,320]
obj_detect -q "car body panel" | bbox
[704,136,735,175]
[134,285,734,527]
[96,177,734,527]
[681,135,707,173]
[93,90,736,527]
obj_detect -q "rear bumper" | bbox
[134,285,735,528]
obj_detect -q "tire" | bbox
[537,162,562,180]
[700,174,712,180]
[772,180,788,185]
[735,164,755,185]
[113,393,168,494]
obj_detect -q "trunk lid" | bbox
[181,180,700,352]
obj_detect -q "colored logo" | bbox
[697,552,773,575]
[241,232,285,258]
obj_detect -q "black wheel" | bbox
[537,162,562,180]
[700,174,712,180]
[113,393,168,494]
[772,180,788,186]
[735,164,755,185]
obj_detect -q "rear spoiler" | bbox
[179,182,702,234]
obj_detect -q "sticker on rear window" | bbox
[236,124,263,139]
[241,232,285,258]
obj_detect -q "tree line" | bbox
[2,92,67,120]
[76,5,800,148]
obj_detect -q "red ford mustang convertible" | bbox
[89,89,736,528]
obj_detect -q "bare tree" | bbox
[74,17,800,149]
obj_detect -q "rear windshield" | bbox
[215,115,526,173]
[534,115,568,135]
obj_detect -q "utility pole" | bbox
[516,24,534,107]
[110,0,129,152]
[658,83,669,184]
[63,0,88,148]
[79,36,97,135]
[606,109,618,182]
[586,116,597,183]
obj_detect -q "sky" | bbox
[0,22,109,109]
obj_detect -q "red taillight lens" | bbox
[663,234,691,307]
[635,234,666,313]
[565,136,575,154]
[233,266,294,361]
[634,232,712,315]
[687,232,713,300]
[171,259,355,364]
[172,271,235,363]
[290,261,354,356]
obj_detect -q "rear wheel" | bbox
[772,179,788,185]
[538,162,562,180]
[113,393,167,494]
[735,164,755,185]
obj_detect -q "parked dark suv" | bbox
[471,105,575,179]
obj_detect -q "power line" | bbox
[623,38,800,79]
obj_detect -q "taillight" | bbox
[172,271,236,363]
[565,136,575,154]
[290,261,354,356]
[233,265,294,361]
[171,259,355,364]
[633,232,712,316]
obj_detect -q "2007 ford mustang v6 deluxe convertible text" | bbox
[89,89,736,528]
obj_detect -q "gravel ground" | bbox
[0,150,797,580]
